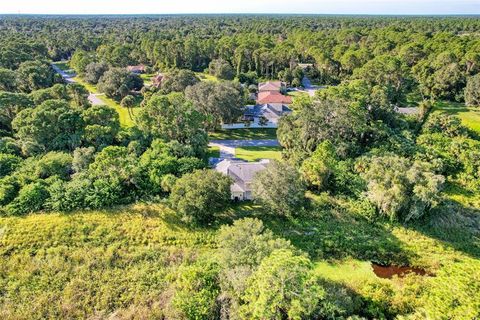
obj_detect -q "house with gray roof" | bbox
[215,159,270,201]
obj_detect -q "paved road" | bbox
[88,93,104,106]
[51,63,76,83]
[52,63,106,106]
[209,139,280,161]
[301,76,325,97]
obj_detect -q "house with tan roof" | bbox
[215,159,270,201]
[258,81,285,92]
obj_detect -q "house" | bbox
[215,159,270,201]
[127,65,146,74]
[221,80,293,129]
[257,91,292,105]
[258,81,285,93]
[152,73,165,88]
[243,104,292,125]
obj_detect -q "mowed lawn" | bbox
[72,76,139,128]
[209,128,277,140]
[207,146,220,158]
[195,72,219,82]
[235,146,282,162]
[434,101,480,133]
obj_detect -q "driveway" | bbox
[88,93,104,106]
[301,76,325,97]
[209,139,280,161]
[51,63,76,83]
[209,139,279,148]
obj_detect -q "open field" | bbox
[434,101,480,133]
[209,128,277,140]
[1,190,478,318]
[235,146,282,162]
[0,204,216,319]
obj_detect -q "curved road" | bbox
[51,63,103,106]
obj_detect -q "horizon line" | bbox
[1,13,480,16]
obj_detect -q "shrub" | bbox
[5,181,49,215]
[0,153,22,177]
[169,169,232,225]
[241,249,324,320]
[171,260,220,320]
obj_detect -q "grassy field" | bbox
[0,188,479,318]
[140,73,155,86]
[0,204,216,319]
[235,146,282,162]
[287,90,309,98]
[195,72,219,82]
[72,76,139,127]
[209,128,277,140]
[207,146,220,158]
[434,101,480,133]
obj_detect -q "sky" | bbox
[1,0,479,15]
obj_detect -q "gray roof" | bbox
[244,104,292,120]
[215,159,270,192]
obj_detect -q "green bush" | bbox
[172,260,220,320]
[5,181,49,215]
[169,169,232,225]
[0,153,22,177]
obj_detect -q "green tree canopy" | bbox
[15,60,56,93]
[12,99,84,152]
[169,169,232,225]
[242,249,324,320]
[185,81,245,129]
[359,155,445,221]
[137,92,208,157]
[252,160,306,217]
[97,67,143,100]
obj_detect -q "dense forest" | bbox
[0,15,479,319]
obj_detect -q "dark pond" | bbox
[371,262,432,279]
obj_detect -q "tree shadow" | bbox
[262,202,417,266]
[407,198,480,260]
[315,277,401,319]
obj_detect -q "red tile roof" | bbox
[257,91,292,105]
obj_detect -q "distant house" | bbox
[257,91,292,105]
[215,159,270,201]
[127,65,146,74]
[243,104,292,125]
[152,73,165,88]
[258,81,285,93]
[221,80,293,129]
[297,63,314,70]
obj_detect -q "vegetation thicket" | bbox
[0,15,479,319]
